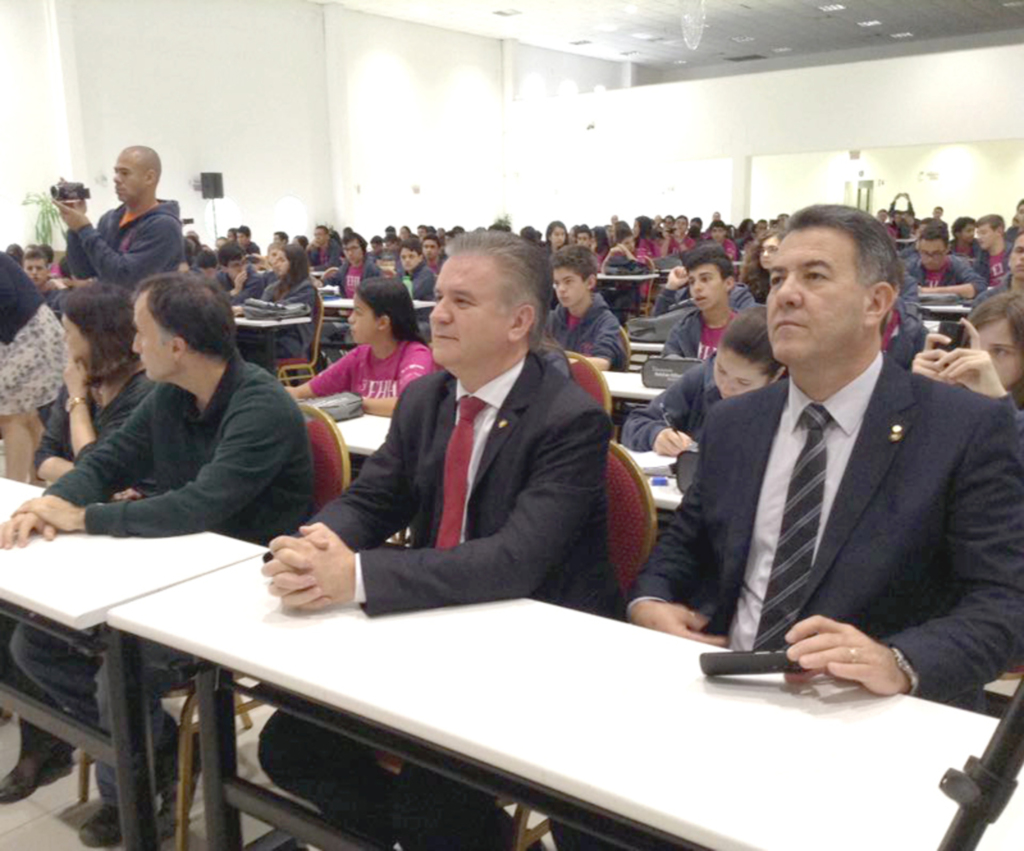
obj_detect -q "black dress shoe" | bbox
[0,752,74,804]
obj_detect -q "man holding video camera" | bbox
[55,146,183,290]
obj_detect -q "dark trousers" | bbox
[550,822,621,851]
[10,623,186,806]
[259,708,515,850]
[0,615,73,766]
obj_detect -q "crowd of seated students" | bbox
[6,196,1024,848]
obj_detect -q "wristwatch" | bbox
[66,395,88,413]
[890,645,920,695]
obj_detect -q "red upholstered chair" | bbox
[567,352,612,415]
[509,442,657,850]
[298,403,352,511]
[606,441,658,593]
[277,289,325,385]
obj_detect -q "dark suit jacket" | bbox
[316,352,622,619]
[631,356,1024,707]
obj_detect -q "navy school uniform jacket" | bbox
[654,283,755,317]
[308,239,342,271]
[884,298,928,370]
[904,254,987,297]
[66,199,184,289]
[406,260,436,302]
[971,272,1016,307]
[621,358,720,451]
[260,277,317,360]
[217,264,267,305]
[546,293,627,371]
[661,305,706,359]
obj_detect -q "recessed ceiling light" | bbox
[818,4,845,11]
[890,32,914,38]
[492,9,522,16]
[632,33,654,40]
[625,4,638,13]
[673,59,687,65]
[772,47,793,53]
[731,36,755,43]
[857,20,882,27]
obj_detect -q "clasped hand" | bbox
[262,523,356,610]
[0,496,87,549]
[912,319,1007,399]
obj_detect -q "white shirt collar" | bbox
[784,352,884,437]
[455,356,527,412]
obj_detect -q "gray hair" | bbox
[445,230,552,349]
[784,204,903,289]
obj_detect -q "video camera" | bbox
[50,181,91,202]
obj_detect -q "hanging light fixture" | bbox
[680,0,707,50]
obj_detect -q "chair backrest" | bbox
[298,403,351,512]
[567,353,612,415]
[617,325,632,369]
[606,442,657,595]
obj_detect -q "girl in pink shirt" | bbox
[288,278,435,417]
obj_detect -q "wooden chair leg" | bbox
[175,691,200,851]
[78,753,92,804]
[234,693,254,731]
[510,803,551,851]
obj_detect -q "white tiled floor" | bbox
[0,701,279,850]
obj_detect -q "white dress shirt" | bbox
[351,358,526,603]
[728,353,884,650]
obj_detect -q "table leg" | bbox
[198,667,243,851]
[105,629,159,851]
[264,328,277,375]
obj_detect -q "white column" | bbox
[500,38,517,220]
[731,154,752,223]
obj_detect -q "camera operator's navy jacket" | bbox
[66,199,184,289]
[546,293,626,371]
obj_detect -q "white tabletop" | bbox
[323,297,435,311]
[623,448,683,511]
[235,316,312,328]
[0,481,266,629]
[598,273,659,281]
[919,304,972,315]
[629,341,662,354]
[336,414,391,456]
[603,371,661,402]
[108,561,1024,851]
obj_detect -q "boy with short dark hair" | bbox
[662,245,737,360]
[216,242,264,304]
[975,214,1008,289]
[421,233,445,275]
[904,222,986,299]
[23,248,65,317]
[547,245,625,371]
[399,237,436,302]
[708,220,738,261]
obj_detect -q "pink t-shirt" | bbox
[344,265,364,297]
[925,260,948,287]
[308,341,435,399]
[989,252,1007,287]
[698,316,733,360]
[566,314,582,331]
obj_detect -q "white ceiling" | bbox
[319,0,1024,74]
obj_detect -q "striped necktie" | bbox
[754,403,832,650]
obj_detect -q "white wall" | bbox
[507,41,1024,224]
[515,44,624,99]
[62,0,332,247]
[323,8,505,235]
[0,0,69,246]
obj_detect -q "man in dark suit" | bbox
[553,202,1024,851]
[627,204,1024,706]
[259,230,619,849]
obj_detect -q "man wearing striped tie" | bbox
[628,204,1024,711]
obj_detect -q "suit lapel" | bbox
[798,358,916,610]
[470,355,542,495]
[721,384,788,593]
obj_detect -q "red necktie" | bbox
[436,395,488,549]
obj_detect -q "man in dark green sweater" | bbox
[0,273,313,846]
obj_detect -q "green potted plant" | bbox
[22,191,64,246]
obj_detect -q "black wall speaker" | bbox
[200,172,224,199]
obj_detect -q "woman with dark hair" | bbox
[545,220,568,253]
[0,254,64,482]
[287,278,434,416]
[0,286,153,804]
[951,216,979,260]
[621,306,783,454]
[632,215,661,262]
[36,286,153,484]
[5,244,24,267]
[734,218,755,254]
[739,227,782,304]
[259,243,317,360]
[592,225,611,268]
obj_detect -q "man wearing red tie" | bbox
[259,230,619,849]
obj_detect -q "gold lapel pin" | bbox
[498,419,509,429]
[889,423,905,443]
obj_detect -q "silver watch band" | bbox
[890,645,920,695]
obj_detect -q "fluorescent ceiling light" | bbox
[857,20,882,27]
[731,36,755,43]
[818,4,845,11]
[772,47,793,53]
[890,32,914,38]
